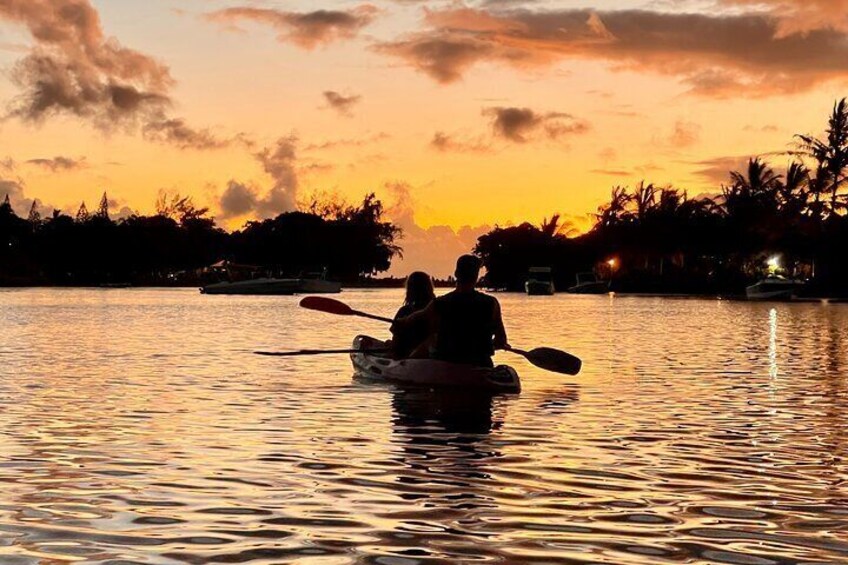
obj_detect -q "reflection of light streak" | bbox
[769,308,778,379]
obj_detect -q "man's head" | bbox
[455,254,482,287]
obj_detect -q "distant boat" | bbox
[201,274,341,295]
[745,276,805,301]
[201,277,299,295]
[525,267,555,296]
[567,272,610,295]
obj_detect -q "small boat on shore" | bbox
[350,335,521,394]
[525,267,555,296]
[745,276,805,301]
[567,272,610,295]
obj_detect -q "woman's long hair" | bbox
[404,271,435,309]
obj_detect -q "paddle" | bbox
[256,347,389,357]
[505,346,582,376]
[298,296,583,376]
[300,296,393,323]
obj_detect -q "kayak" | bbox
[350,335,521,394]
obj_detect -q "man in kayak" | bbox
[392,255,509,367]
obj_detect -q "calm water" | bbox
[0,288,847,564]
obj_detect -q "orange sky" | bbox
[1,0,847,276]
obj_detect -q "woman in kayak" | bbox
[390,271,436,358]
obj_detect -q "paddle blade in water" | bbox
[523,347,582,375]
[300,296,354,316]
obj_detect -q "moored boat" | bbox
[745,276,805,301]
[201,277,299,295]
[201,274,342,295]
[525,267,555,295]
[567,272,610,294]
[350,335,521,394]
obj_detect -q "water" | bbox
[0,288,847,564]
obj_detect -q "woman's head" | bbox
[404,271,435,307]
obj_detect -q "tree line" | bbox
[477,99,848,296]
[0,192,400,286]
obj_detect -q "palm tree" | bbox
[539,214,575,238]
[631,181,656,223]
[796,98,848,218]
[729,157,781,197]
[594,186,632,228]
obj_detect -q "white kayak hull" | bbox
[350,335,521,394]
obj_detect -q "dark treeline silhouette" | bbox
[477,99,848,296]
[0,192,400,286]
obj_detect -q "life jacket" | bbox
[433,290,496,366]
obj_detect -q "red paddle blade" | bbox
[299,296,354,316]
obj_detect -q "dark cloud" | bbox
[219,137,300,220]
[484,106,589,143]
[375,6,848,95]
[25,156,86,172]
[205,5,378,49]
[322,91,361,117]
[430,131,490,152]
[0,0,172,126]
[142,118,247,150]
[691,155,754,185]
[0,0,237,150]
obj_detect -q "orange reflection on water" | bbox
[0,289,846,564]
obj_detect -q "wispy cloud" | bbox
[205,5,379,49]
[25,156,87,172]
[322,91,362,117]
[484,106,590,143]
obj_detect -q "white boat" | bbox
[525,267,555,295]
[567,272,610,295]
[201,275,341,295]
[745,276,805,301]
[350,336,521,394]
[201,277,299,295]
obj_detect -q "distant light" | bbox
[607,258,617,267]
[767,256,780,269]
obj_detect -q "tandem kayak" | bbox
[350,335,521,394]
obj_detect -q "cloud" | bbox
[0,0,237,150]
[691,155,754,185]
[205,5,378,49]
[25,156,86,172]
[385,181,490,278]
[669,120,701,147]
[430,131,490,152]
[219,137,299,219]
[484,106,589,143]
[322,91,361,117]
[719,0,848,35]
[0,172,57,217]
[142,118,247,150]
[591,169,631,177]
[304,132,389,151]
[0,0,172,127]
[375,6,848,95]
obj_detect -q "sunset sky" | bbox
[1,0,847,275]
